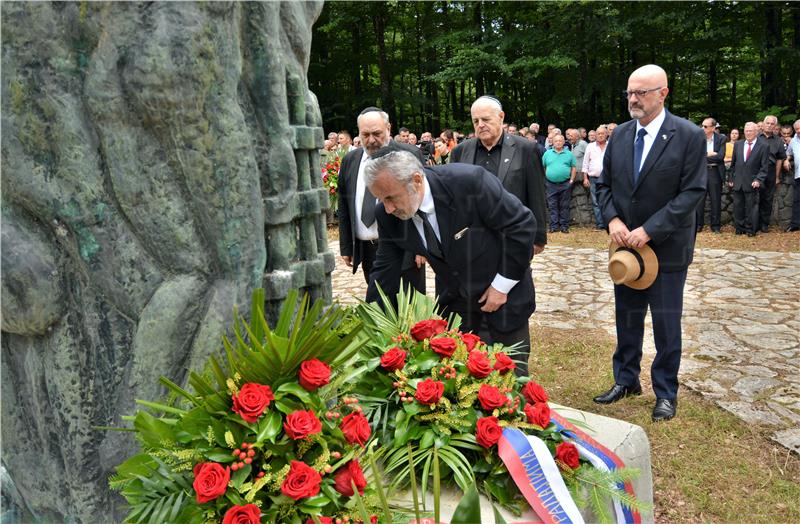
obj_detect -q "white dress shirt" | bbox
[412,177,518,294]
[635,108,667,172]
[582,141,607,178]
[354,149,379,241]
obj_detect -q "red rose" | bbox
[556,442,580,469]
[284,410,322,440]
[280,460,321,500]
[340,411,371,446]
[414,378,444,405]
[222,504,261,524]
[524,402,551,429]
[477,384,507,411]
[232,383,274,423]
[493,352,516,374]
[298,359,331,391]
[430,337,457,358]
[305,518,333,524]
[410,319,448,341]
[522,381,549,404]
[333,459,367,497]
[192,462,230,503]
[475,416,503,448]
[466,350,493,378]
[461,332,482,351]
[380,347,407,371]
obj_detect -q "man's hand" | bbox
[478,286,507,313]
[625,226,651,248]
[582,175,590,188]
[608,217,630,246]
[706,151,717,157]
[533,244,545,256]
[752,180,761,190]
[341,255,353,267]
[415,255,427,268]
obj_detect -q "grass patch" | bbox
[529,325,800,523]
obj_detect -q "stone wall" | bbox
[0,2,326,521]
[568,171,796,229]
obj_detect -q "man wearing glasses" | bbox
[757,115,787,232]
[594,64,706,422]
[696,117,727,233]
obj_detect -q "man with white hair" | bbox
[451,95,548,254]
[365,144,537,376]
[594,64,706,422]
[786,119,800,232]
[337,107,426,294]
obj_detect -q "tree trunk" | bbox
[372,7,395,124]
[762,4,781,107]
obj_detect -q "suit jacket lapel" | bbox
[636,113,675,190]
[426,171,456,258]
[498,135,516,184]
[461,139,477,165]
[349,154,363,234]
[615,124,636,188]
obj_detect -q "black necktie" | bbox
[633,128,647,184]
[361,187,377,227]
[415,209,443,259]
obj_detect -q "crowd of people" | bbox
[324,111,800,236]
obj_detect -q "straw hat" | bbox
[608,241,659,290]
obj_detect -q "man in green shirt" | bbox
[541,134,576,232]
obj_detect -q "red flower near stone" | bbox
[222,504,261,524]
[192,462,230,503]
[284,410,322,440]
[524,402,551,429]
[340,411,371,446]
[466,350,493,379]
[430,337,457,358]
[493,352,516,374]
[414,378,444,405]
[461,332,482,351]
[522,380,549,404]
[333,459,367,497]
[410,319,448,341]
[475,416,503,448]
[280,460,322,500]
[556,442,580,469]
[231,383,274,423]
[298,358,331,391]
[380,347,407,371]
[477,384,507,411]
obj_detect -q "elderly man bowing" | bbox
[595,64,706,421]
[365,144,537,376]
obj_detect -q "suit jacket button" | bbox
[453,271,459,276]
[631,198,637,204]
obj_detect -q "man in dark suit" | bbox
[594,64,706,422]
[338,108,425,293]
[451,96,548,254]
[729,122,769,236]
[364,144,536,376]
[756,115,787,232]
[696,117,727,233]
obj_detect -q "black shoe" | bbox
[760,226,769,233]
[696,226,704,233]
[786,226,800,232]
[652,398,677,422]
[734,229,744,235]
[711,228,721,234]
[549,228,558,233]
[560,227,569,234]
[747,232,756,237]
[593,383,642,404]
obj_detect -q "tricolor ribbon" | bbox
[497,427,585,524]
[550,411,642,524]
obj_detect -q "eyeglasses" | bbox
[622,86,664,99]
[702,125,714,128]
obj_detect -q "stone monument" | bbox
[1,1,329,521]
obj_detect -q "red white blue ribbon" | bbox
[497,427,585,524]
[550,411,642,524]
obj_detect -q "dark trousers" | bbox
[546,180,571,230]
[732,189,759,234]
[359,239,426,294]
[588,177,605,228]
[758,171,776,230]
[612,269,687,400]
[696,167,723,230]
[791,177,800,228]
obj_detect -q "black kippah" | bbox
[359,106,384,116]
[370,141,406,159]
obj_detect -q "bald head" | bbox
[627,64,669,126]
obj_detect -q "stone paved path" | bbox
[330,241,800,453]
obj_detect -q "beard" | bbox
[628,103,645,119]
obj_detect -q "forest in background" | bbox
[309,1,799,135]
